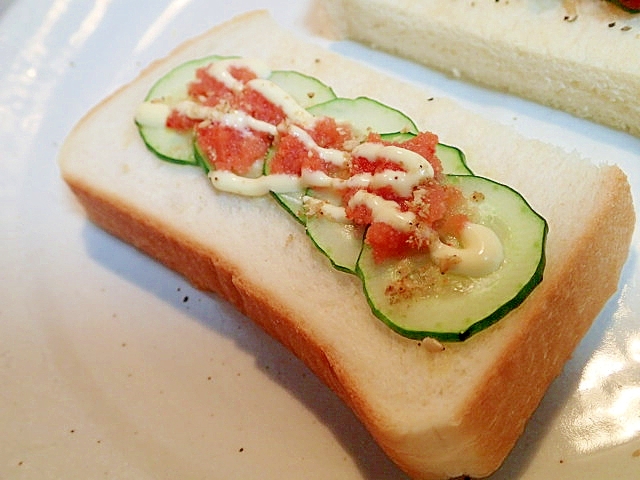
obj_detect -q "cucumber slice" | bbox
[273,191,306,225]
[138,61,337,166]
[302,97,420,273]
[304,189,365,273]
[307,219,365,273]
[303,139,471,273]
[437,143,473,175]
[308,97,419,135]
[194,141,209,172]
[262,149,307,224]
[261,71,338,224]
[378,131,415,143]
[136,59,547,341]
[137,55,232,165]
[268,70,336,108]
[357,174,547,341]
[145,55,232,102]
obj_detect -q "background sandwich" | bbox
[320,0,640,136]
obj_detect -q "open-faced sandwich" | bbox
[58,10,635,480]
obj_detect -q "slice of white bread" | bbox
[319,0,640,137]
[57,10,635,480]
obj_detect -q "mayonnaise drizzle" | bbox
[299,168,424,198]
[134,99,279,136]
[206,58,271,91]
[289,125,349,167]
[139,58,505,278]
[352,143,434,177]
[303,196,349,223]
[348,190,416,232]
[248,78,317,127]
[430,223,504,277]
[174,101,278,136]
[351,143,434,197]
[210,170,301,196]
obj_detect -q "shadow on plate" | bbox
[82,221,411,479]
[81,218,636,479]
[0,0,14,17]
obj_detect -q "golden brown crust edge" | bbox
[451,166,635,479]
[63,161,635,480]
[63,176,360,426]
[323,163,635,480]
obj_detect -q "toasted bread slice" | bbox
[58,10,635,480]
[320,0,640,137]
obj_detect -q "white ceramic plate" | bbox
[1,1,639,478]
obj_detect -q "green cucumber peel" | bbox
[137,57,548,342]
[137,58,336,167]
[356,174,547,342]
[136,55,233,166]
[268,70,337,108]
[308,96,419,136]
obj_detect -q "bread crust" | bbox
[58,10,635,480]
[454,167,635,478]
[63,134,635,480]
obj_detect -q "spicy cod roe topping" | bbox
[134,55,549,341]
[138,58,503,276]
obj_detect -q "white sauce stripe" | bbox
[303,196,349,223]
[205,58,271,91]
[289,125,349,167]
[351,142,435,196]
[137,58,505,278]
[174,101,278,136]
[209,170,302,196]
[206,62,244,91]
[348,190,416,232]
[135,99,278,136]
[352,143,434,179]
[135,102,172,128]
[248,78,317,127]
[430,223,504,277]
